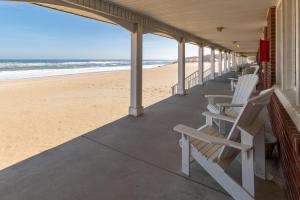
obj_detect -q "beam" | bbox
[11,0,231,51]
[198,45,204,85]
[129,23,143,117]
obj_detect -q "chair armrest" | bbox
[174,124,252,152]
[216,103,244,108]
[228,78,238,81]
[204,95,233,99]
[205,95,233,104]
[202,111,236,123]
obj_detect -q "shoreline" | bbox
[0,63,169,84]
[0,61,212,84]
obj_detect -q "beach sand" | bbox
[0,63,199,170]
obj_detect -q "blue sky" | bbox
[0,2,210,60]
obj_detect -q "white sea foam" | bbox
[0,61,168,81]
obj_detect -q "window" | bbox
[276,0,300,107]
[276,2,283,87]
[296,0,300,106]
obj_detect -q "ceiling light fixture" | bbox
[216,27,225,32]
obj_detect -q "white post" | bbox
[241,56,244,67]
[241,131,255,196]
[181,134,190,176]
[228,53,232,70]
[224,52,228,72]
[210,48,215,79]
[198,45,204,85]
[129,23,144,117]
[228,53,232,71]
[233,53,237,71]
[177,38,186,95]
[218,50,222,76]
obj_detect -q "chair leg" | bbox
[181,134,190,176]
[191,146,255,200]
[230,80,234,91]
[206,115,213,126]
[241,131,255,197]
[254,131,266,180]
[219,120,226,134]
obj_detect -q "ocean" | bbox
[0,59,174,81]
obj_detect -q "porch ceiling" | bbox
[111,0,278,54]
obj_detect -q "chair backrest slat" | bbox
[231,74,258,113]
[251,65,260,75]
[241,65,260,76]
[218,88,274,161]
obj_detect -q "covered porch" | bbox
[1,0,294,199]
[0,75,286,200]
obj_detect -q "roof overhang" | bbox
[10,0,278,54]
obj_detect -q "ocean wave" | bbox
[0,60,172,71]
[0,61,172,81]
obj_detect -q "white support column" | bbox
[177,38,186,95]
[228,53,233,71]
[239,56,242,67]
[228,53,232,70]
[129,23,144,117]
[233,53,237,71]
[241,56,244,66]
[224,52,228,72]
[198,45,204,85]
[218,50,222,76]
[210,48,215,79]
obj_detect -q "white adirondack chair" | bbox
[174,88,274,200]
[229,65,260,91]
[205,74,258,133]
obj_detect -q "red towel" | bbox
[260,39,270,62]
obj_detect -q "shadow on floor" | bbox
[0,74,286,200]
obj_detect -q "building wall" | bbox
[268,95,300,199]
[264,6,300,200]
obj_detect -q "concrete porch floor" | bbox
[0,74,287,200]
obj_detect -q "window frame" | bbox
[276,0,299,108]
[296,0,300,107]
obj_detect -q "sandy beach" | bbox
[0,62,200,170]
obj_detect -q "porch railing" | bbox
[171,68,211,95]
